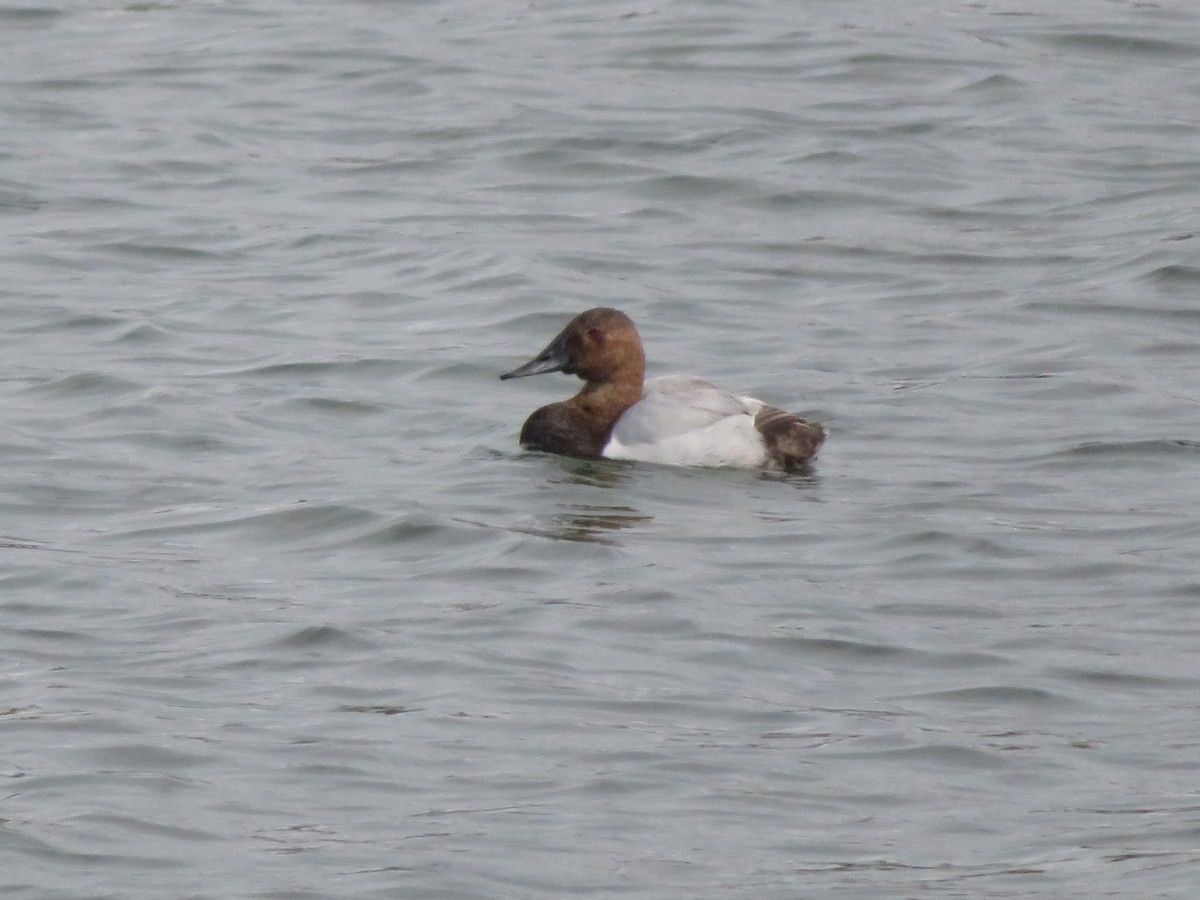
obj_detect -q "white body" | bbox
[601,375,771,469]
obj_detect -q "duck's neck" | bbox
[572,376,644,432]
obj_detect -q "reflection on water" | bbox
[543,455,636,489]
[507,502,652,544]
[546,504,652,544]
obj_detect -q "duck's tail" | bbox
[754,406,826,470]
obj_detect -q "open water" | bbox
[3,1,1200,897]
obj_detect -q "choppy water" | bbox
[3,1,1200,897]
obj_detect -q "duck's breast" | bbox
[602,375,768,468]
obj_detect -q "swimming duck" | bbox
[500,308,825,470]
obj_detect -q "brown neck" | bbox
[570,376,644,434]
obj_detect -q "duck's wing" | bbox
[604,376,770,468]
[610,375,756,445]
[606,375,824,471]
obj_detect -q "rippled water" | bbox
[3,1,1200,897]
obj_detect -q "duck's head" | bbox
[500,307,645,386]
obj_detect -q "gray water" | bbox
[3,1,1200,897]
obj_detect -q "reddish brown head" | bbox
[501,307,646,388]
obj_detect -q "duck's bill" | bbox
[500,332,569,379]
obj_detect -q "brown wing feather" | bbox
[754,405,825,470]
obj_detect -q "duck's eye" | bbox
[587,327,605,345]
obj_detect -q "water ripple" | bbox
[3,2,1199,897]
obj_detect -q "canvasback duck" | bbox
[500,308,825,470]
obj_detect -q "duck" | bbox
[500,308,825,470]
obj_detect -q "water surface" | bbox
[3,1,1200,897]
